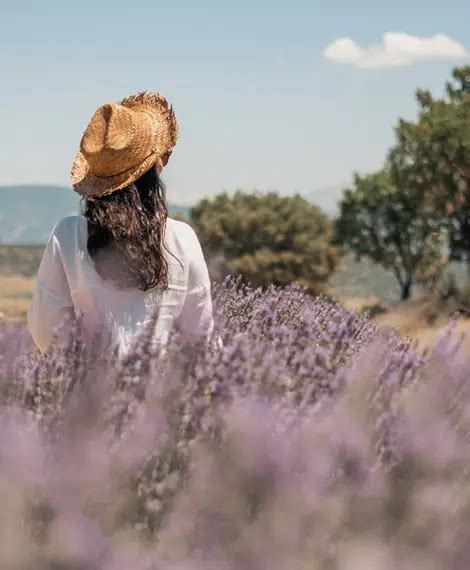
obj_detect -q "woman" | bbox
[28,92,214,355]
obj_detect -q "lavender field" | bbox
[1,278,470,569]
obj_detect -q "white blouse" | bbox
[27,215,214,355]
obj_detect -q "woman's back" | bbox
[28,91,215,355]
[28,214,214,355]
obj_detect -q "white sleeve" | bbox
[27,226,74,352]
[175,227,214,343]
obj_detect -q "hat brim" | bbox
[71,91,178,198]
[71,150,159,199]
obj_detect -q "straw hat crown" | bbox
[71,92,178,197]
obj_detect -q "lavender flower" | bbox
[0,279,469,568]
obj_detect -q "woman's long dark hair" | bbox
[84,166,169,291]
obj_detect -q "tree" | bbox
[334,171,443,301]
[190,191,338,295]
[388,66,470,273]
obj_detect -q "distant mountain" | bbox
[306,183,349,217]
[0,185,190,245]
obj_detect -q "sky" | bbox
[1,0,469,210]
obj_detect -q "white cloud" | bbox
[324,32,468,69]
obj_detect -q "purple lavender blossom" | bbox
[0,279,469,568]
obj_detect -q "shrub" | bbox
[360,301,388,318]
[458,283,470,315]
[191,191,339,294]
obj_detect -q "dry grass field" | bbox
[2,273,469,351]
[0,275,34,322]
[1,245,470,350]
[0,245,41,322]
[341,295,470,350]
[374,299,470,350]
[0,245,43,276]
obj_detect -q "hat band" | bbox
[92,149,157,179]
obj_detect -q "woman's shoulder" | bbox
[165,217,202,257]
[50,213,84,234]
[50,214,87,247]
[166,217,198,242]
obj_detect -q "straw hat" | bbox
[71,91,178,198]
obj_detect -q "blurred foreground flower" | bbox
[0,278,469,568]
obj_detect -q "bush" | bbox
[0,279,469,568]
[457,283,470,315]
[191,191,339,294]
[360,301,388,318]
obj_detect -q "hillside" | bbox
[0,185,189,245]
[307,183,347,218]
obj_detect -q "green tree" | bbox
[334,171,443,301]
[388,66,470,272]
[190,191,338,295]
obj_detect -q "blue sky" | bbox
[1,0,469,210]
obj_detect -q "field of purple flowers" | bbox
[0,278,469,569]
